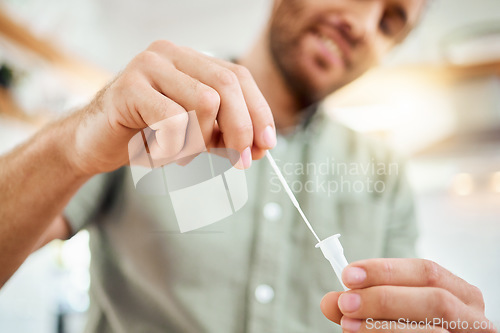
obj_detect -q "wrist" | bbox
[52,112,98,180]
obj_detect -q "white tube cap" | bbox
[316,234,349,291]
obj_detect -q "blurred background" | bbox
[0,0,499,332]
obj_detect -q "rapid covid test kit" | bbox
[266,151,349,291]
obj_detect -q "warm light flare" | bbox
[451,173,474,196]
[492,172,500,193]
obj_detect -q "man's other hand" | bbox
[320,258,497,333]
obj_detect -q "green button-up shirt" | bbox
[65,107,417,333]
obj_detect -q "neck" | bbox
[238,34,303,134]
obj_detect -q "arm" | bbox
[0,117,89,287]
[0,40,276,287]
[35,216,72,250]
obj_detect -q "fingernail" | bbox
[262,125,277,148]
[338,293,361,313]
[241,147,252,169]
[343,267,366,285]
[341,317,362,333]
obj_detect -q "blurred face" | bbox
[269,0,426,105]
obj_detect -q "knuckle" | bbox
[231,64,252,80]
[234,122,254,136]
[228,122,253,149]
[433,289,458,320]
[155,115,188,157]
[197,88,220,115]
[167,101,187,116]
[148,39,176,52]
[469,284,485,310]
[134,50,160,67]
[382,260,395,284]
[115,72,139,95]
[215,69,238,87]
[375,287,391,314]
[423,259,441,286]
[179,45,194,55]
[252,101,272,117]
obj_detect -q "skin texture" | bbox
[0,1,496,331]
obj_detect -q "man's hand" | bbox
[320,259,497,333]
[68,40,276,176]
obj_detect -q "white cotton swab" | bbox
[265,150,321,242]
[265,150,349,291]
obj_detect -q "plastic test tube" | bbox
[315,234,349,291]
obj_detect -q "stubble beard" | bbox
[268,2,321,110]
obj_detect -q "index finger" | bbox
[207,60,277,154]
[186,53,277,160]
[342,258,484,309]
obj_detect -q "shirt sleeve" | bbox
[63,171,117,236]
[383,159,419,258]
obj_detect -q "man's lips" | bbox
[311,30,345,67]
[310,26,352,69]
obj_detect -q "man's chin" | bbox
[289,72,338,104]
[271,51,341,105]
[294,60,345,99]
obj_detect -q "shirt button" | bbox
[263,202,282,221]
[255,284,274,304]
